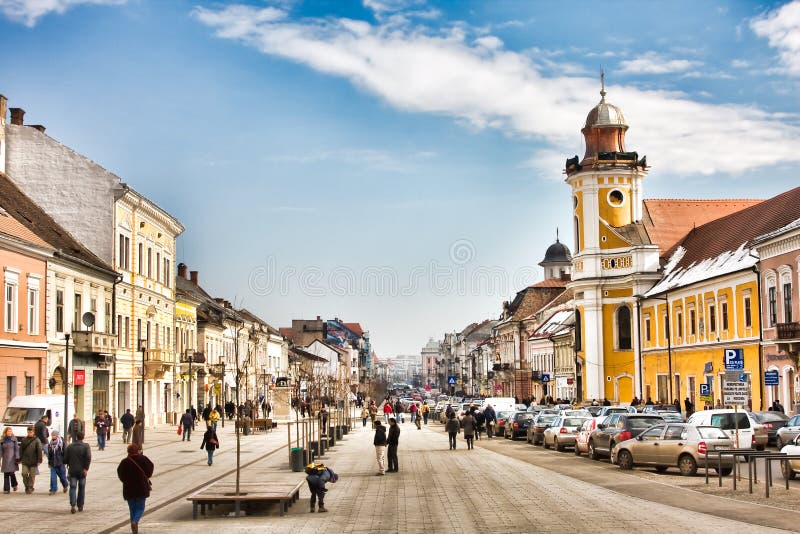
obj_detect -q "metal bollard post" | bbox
[705,448,709,484]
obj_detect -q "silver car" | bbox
[543,416,591,452]
[776,414,800,449]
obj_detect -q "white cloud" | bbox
[0,0,125,27]
[751,0,800,76]
[619,52,702,74]
[730,59,750,68]
[475,35,503,50]
[194,5,800,177]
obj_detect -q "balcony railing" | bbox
[71,331,117,354]
[777,322,800,340]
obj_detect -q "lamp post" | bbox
[182,350,194,415]
[220,360,226,428]
[138,337,147,444]
[63,332,71,438]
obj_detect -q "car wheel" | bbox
[781,460,797,481]
[717,467,733,476]
[756,444,765,452]
[555,438,564,452]
[574,444,581,456]
[776,437,784,450]
[588,441,599,461]
[654,466,668,473]
[678,454,697,476]
[617,449,633,470]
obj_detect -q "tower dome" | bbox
[579,72,630,164]
[539,232,572,280]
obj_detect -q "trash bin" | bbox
[290,447,304,472]
[335,426,343,440]
[342,424,349,435]
[310,441,320,457]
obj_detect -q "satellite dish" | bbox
[82,312,96,328]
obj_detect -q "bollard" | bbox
[290,447,304,472]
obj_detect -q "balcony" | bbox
[72,331,117,355]
[777,322,800,340]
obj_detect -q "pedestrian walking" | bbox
[67,414,84,444]
[484,404,496,439]
[46,430,68,495]
[373,420,387,475]
[208,407,220,432]
[105,411,113,442]
[34,413,49,446]
[382,402,393,424]
[19,426,43,493]
[421,403,429,425]
[132,420,144,450]
[305,462,338,513]
[387,417,400,473]
[361,407,368,427]
[415,411,422,430]
[1,427,20,493]
[319,406,329,436]
[117,443,154,534]
[201,403,212,426]
[445,414,459,450]
[94,412,108,451]
[684,397,694,418]
[64,431,91,513]
[180,410,193,441]
[474,408,485,440]
[409,402,418,423]
[461,411,476,450]
[368,401,378,428]
[200,426,219,466]
[120,409,135,444]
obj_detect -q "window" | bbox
[105,301,111,334]
[644,317,651,342]
[708,304,716,333]
[664,425,684,440]
[27,288,38,335]
[5,281,18,332]
[768,286,777,326]
[25,376,34,395]
[6,376,16,404]
[155,323,160,349]
[56,290,64,333]
[156,252,161,283]
[574,216,580,251]
[676,310,683,338]
[147,248,152,278]
[137,318,142,346]
[125,317,130,348]
[784,283,792,322]
[138,243,143,275]
[119,234,130,270]
[641,425,665,440]
[721,302,729,331]
[689,309,696,336]
[164,258,171,288]
[118,315,123,346]
[744,296,752,328]
[617,306,632,350]
[574,309,582,351]
[73,293,82,331]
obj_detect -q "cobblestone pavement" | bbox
[131,421,794,534]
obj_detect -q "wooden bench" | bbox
[252,418,273,432]
[187,481,304,518]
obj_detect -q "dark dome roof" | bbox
[540,239,572,265]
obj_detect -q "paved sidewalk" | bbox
[127,420,792,534]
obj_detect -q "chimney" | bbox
[0,95,6,175]
[28,125,45,133]
[177,263,188,279]
[10,107,24,126]
[316,315,321,321]
[189,270,198,286]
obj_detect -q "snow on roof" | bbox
[646,243,756,296]
[529,310,573,339]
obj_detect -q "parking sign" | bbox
[723,348,744,371]
[699,383,710,397]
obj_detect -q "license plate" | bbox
[715,445,730,450]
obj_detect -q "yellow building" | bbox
[114,186,184,426]
[564,80,800,409]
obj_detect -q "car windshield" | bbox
[696,426,727,439]
[711,412,750,430]
[753,412,788,422]
[563,417,588,427]
[2,407,44,424]
[497,411,513,419]
[629,417,664,429]
[537,415,558,425]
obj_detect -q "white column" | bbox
[583,293,604,401]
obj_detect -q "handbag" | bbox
[177,426,182,435]
[129,457,152,492]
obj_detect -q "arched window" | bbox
[574,216,581,251]
[574,309,582,351]
[617,306,632,350]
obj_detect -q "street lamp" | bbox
[182,349,195,415]
[138,337,147,443]
[63,332,71,438]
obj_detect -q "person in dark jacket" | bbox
[180,410,194,441]
[483,404,496,439]
[120,409,135,444]
[104,411,113,441]
[387,417,400,473]
[1,426,20,493]
[200,426,219,466]
[94,412,108,451]
[131,420,144,450]
[46,430,68,494]
[34,414,49,446]
[373,420,387,475]
[305,462,337,513]
[19,426,43,493]
[67,414,84,444]
[445,414,459,450]
[117,443,154,534]
[64,431,91,513]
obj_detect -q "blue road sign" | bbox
[447,375,457,386]
[699,383,710,397]
[541,373,551,383]
[723,348,744,371]
[765,370,780,386]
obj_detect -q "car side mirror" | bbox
[636,435,643,441]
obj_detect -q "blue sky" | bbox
[2,0,800,359]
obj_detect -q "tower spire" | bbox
[600,68,606,101]
[556,228,559,242]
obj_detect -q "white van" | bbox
[481,397,517,414]
[1,395,73,440]
[687,409,756,449]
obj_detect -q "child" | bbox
[305,462,338,513]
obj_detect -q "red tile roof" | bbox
[343,322,363,336]
[279,327,294,339]
[0,208,50,248]
[669,187,800,269]
[530,278,568,288]
[643,198,763,254]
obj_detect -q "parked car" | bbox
[687,409,762,450]
[559,409,592,418]
[612,423,735,476]
[495,410,514,438]
[588,413,665,461]
[543,416,591,451]
[776,414,800,449]
[641,404,684,422]
[506,412,534,440]
[575,418,598,456]
[594,406,637,420]
[528,413,559,445]
[750,411,789,446]
[584,405,602,417]
[779,434,800,480]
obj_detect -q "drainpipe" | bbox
[635,296,643,399]
[753,264,765,411]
